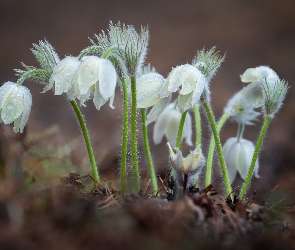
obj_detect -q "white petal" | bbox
[93,85,108,110]
[190,74,207,105]
[73,56,100,95]
[223,137,238,184]
[1,85,24,124]
[164,109,181,147]
[137,73,165,108]
[167,64,192,93]
[50,57,80,95]
[152,104,173,145]
[240,68,260,83]
[146,96,170,126]
[98,58,117,100]
[179,67,204,95]
[14,86,32,133]
[183,112,193,146]
[0,82,15,109]
[158,79,171,98]
[177,93,193,113]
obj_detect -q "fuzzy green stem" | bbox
[120,78,129,195]
[70,100,99,182]
[194,104,202,146]
[130,76,140,192]
[203,102,231,196]
[239,116,271,199]
[141,108,158,195]
[176,110,188,148]
[205,112,230,187]
[236,123,245,142]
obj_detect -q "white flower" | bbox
[46,57,80,95]
[224,82,262,125]
[223,137,259,184]
[137,72,170,125]
[159,64,207,113]
[167,142,205,175]
[240,66,279,85]
[153,103,192,147]
[0,82,32,133]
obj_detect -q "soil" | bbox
[0,169,295,250]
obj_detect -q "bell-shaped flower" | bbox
[240,66,279,85]
[167,142,205,175]
[72,56,117,109]
[159,64,207,113]
[223,137,259,184]
[0,82,32,133]
[153,103,192,147]
[137,72,171,125]
[224,82,263,125]
[46,56,80,95]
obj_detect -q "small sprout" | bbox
[153,103,192,148]
[223,137,259,184]
[0,82,32,133]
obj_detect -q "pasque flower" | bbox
[49,56,117,110]
[153,103,192,147]
[159,64,207,113]
[167,142,205,175]
[137,72,171,125]
[240,66,279,85]
[223,137,259,184]
[0,82,32,133]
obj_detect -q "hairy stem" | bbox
[176,110,188,148]
[203,102,231,196]
[239,116,271,199]
[70,100,99,182]
[194,104,202,146]
[130,76,140,192]
[141,108,158,195]
[205,112,230,187]
[120,78,129,195]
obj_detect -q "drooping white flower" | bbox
[159,64,207,113]
[153,103,192,147]
[46,56,80,95]
[224,82,263,125]
[0,82,32,133]
[240,66,279,85]
[137,72,171,125]
[167,142,205,175]
[223,137,259,184]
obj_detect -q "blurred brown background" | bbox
[1,0,295,199]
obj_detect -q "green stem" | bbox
[194,104,202,146]
[203,102,231,196]
[70,100,99,182]
[141,108,158,195]
[239,116,271,199]
[236,123,245,142]
[176,110,188,148]
[120,78,129,195]
[130,76,140,192]
[205,112,230,187]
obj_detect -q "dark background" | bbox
[1,0,295,199]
